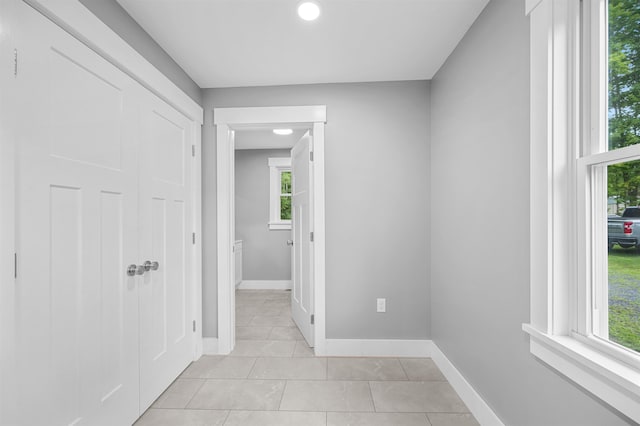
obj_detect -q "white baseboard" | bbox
[431,343,504,426]
[202,338,219,355]
[323,339,432,357]
[237,280,292,290]
[201,334,502,424]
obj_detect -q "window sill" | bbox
[268,222,291,231]
[522,324,640,422]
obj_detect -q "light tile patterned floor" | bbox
[135,290,480,426]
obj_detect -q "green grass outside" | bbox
[608,248,640,352]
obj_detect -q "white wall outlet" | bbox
[377,298,386,313]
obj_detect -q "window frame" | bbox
[268,157,292,230]
[525,0,640,421]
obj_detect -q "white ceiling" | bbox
[116,0,489,89]
[235,129,308,150]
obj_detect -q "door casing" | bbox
[214,106,327,355]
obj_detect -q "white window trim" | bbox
[268,157,292,230]
[525,0,640,421]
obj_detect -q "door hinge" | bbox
[309,151,314,162]
[310,231,314,242]
[192,320,196,332]
[14,253,17,278]
[192,145,195,157]
[310,314,315,325]
[13,49,18,77]
[192,233,196,245]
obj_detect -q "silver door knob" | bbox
[127,264,146,276]
[127,264,137,276]
[144,260,159,271]
[287,240,294,246]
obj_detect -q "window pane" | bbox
[281,171,291,195]
[608,0,640,151]
[280,195,291,220]
[605,160,640,352]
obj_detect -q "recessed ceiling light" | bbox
[297,1,321,21]
[273,129,293,136]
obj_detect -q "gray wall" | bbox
[203,81,431,339]
[79,0,202,105]
[430,0,631,424]
[235,149,292,280]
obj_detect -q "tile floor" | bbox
[135,290,479,426]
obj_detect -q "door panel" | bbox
[291,132,314,346]
[167,200,187,343]
[49,186,83,425]
[48,48,124,171]
[99,192,128,400]
[13,2,140,425]
[139,96,193,412]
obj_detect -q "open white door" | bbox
[12,2,140,424]
[291,132,315,346]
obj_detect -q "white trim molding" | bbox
[202,338,219,355]
[215,106,327,356]
[323,339,432,358]
[526,0,640,422]
[524,325,640,416]
[237,280,292,290]
[321,339,504,425]
[431,344,505,426]
[525,0,543,16]
[214,106,326,127]
[23,0,203,124]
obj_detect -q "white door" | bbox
[13,2,140,424]
[291,132,314,346]
[10,1,196,423]
[138,93,194,411]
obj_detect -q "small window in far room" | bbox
[268,157,292,230]
[280,170,292,220]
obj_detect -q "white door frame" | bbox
[214,106,327,355]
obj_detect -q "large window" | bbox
[526,0,640,421]
[584,0,640,356]
[268,157,292,230]
[602,0,640,353]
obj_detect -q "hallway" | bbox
[135,290,479,426]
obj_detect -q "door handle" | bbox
[127,264,146,276]
[143,260,159,271]
[287,240,294,246]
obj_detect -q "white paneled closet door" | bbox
[13,2,140,425]
[138,92,194,411]
[10,1,196,424]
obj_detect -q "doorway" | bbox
[214,106,327,355]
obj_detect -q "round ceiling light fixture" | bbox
[297,1,321,21]
[273,129,293,136]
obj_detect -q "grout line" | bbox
[278,380,289,411]
[324,357,328,380]
[221,409,232,425]
[397,357,411,381]
[424,412,434,426]
[367,381,377,413]
[182,378,207,409]
[246,356,260,379]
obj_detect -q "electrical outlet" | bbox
[377,298,386,313]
